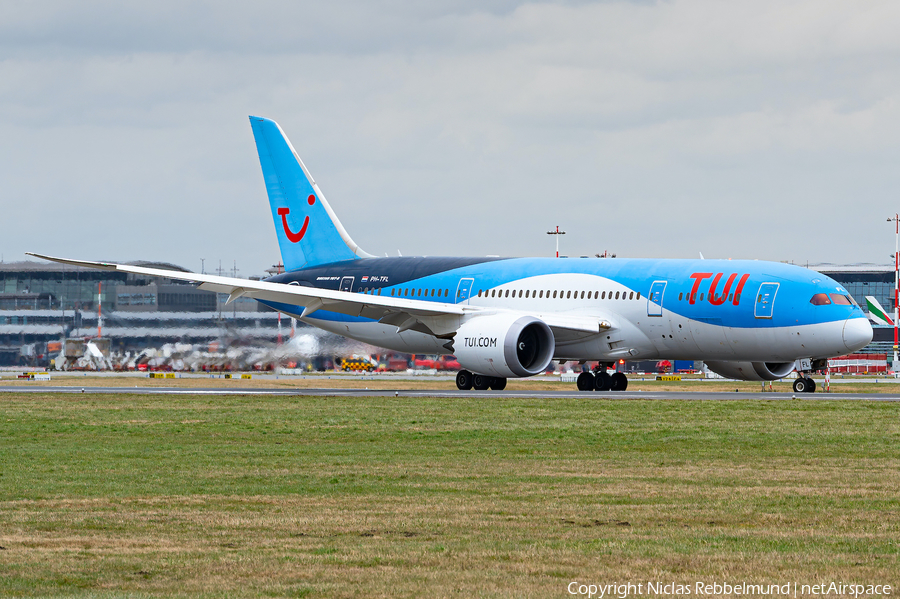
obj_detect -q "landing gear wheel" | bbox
[792,377,808,393]
[456,370,474,391]
[473,374,491,391]
[576,372,595,391]
[594,371,612,391]
[806,377,816,393]
[489,377,507,391]
[610,372,628,391]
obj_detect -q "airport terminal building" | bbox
[0,260,281,365]
[812,264,896,356]
[0,260,270,313]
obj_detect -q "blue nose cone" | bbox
[843,318,873,352]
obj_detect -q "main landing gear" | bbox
[455,366,628,392]
[576,366,628,392]
[456,370,507,391]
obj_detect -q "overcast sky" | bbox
[2,0,899,275]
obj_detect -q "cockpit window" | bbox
[829,294,852,305]
[810,293,831,306]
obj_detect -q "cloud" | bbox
[2,0,899,271]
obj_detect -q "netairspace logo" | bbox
[566,581,893,598]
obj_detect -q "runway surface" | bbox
[2,385,900,401]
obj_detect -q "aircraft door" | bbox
[648,281,666,317]
[456,278,474,303]
[754,283,779,319]
[339,276,355,292]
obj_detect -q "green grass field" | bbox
[1,393,898,597]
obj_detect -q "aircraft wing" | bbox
[536,313,613,337]
[27,253,469,320]
[27,253,615,337]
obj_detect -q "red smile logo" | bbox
[278,195,316,243]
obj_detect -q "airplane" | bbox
[30,116,873,394]
[865,296,894,326]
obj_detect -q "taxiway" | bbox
[2,385,900,401]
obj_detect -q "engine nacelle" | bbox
[453,314,555,378]
[705,361,796,381]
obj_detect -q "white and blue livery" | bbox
[31,116,873,393]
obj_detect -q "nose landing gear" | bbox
[792,376,817,393]
[792,358,825,393]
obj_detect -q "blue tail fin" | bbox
[249,116,371,270]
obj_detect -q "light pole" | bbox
[889,215,899,373]
[547,226,566,258]
[97,282,102,339]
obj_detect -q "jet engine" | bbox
[704,361,796,381]
[453,314,555,378]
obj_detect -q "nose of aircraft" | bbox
[843,317,873,352]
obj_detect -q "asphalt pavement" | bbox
[2,385,899,401]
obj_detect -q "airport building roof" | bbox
[808,263,895,273]
[0,260,192,273]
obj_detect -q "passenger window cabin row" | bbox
[478,289,640,300]
[356,286,642,301]
[356,286,854,308]
[356,288,456,297]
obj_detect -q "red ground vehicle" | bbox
[436,355,461,371]
[411,355,461,370]
[412,355,436,369]
[375,353,411,372]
